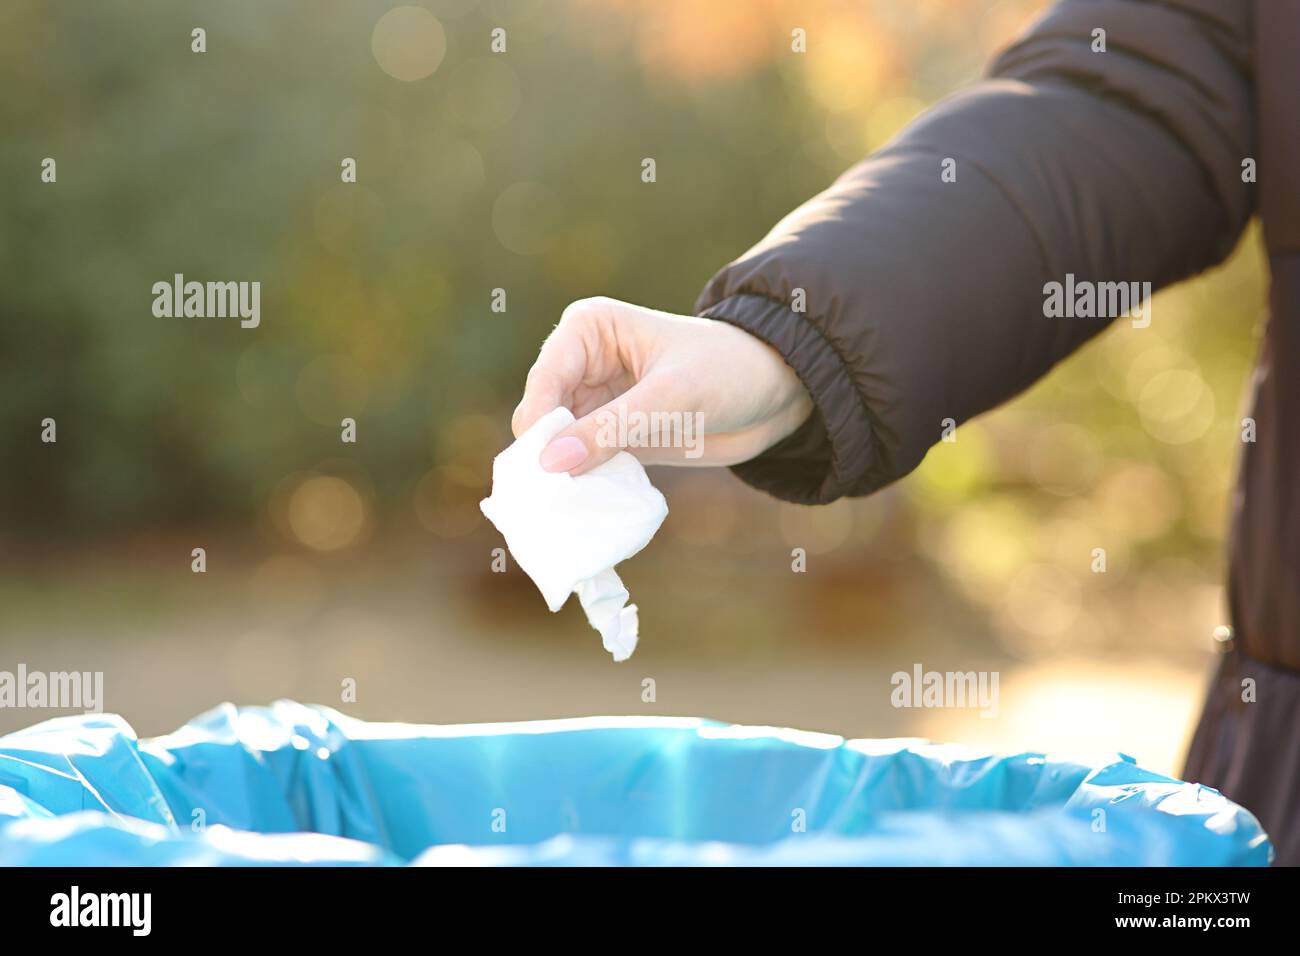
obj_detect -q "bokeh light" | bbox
[371,7,447,82]
[1138,369,1216,444]
[492,181,562,255]
[287,476,370,551]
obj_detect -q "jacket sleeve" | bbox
[694,0,1254,505]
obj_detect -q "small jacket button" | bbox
[1212,625,1235,653]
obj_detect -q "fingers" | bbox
[514,296,709,474]
[511,365,568,440]
[512,296,814,474]
[511,297,631,438]
[540,377,675,475]
[511,324,585,439]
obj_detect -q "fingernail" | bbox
[540,436,589,473]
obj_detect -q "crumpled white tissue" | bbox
[479,407,669,661]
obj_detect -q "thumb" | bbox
[539,377,672,475]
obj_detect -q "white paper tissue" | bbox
[479,407,669,661]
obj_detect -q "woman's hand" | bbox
[512,296,813,475]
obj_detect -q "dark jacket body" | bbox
[696,0,1300,863]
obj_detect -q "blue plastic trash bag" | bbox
[0,701,1272,865]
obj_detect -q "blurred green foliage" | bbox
[0,0,1268,667]
[0,0,1058,534]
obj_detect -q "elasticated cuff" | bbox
[699,293,875,505]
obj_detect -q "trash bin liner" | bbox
[0,701,1271,865]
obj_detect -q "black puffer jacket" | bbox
[696,0,1300,865]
